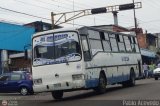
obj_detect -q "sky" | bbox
[0,0,160,33]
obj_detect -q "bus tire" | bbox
[94,72,106,94]
[52,91,63,100]
[123,69,135,87]
[155,77,158,80]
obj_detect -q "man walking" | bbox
[143,63,149,78]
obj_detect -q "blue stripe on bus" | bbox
[85,79,99,88]
[107,74,130,84]
[85,74,130,88]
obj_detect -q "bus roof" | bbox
[33,26,136,38]
[32,27,81,37]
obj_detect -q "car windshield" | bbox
[33,31,81,66]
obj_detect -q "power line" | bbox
[50,0,112,22]
[50,0,85,9]
[13,0,111,24]
[139,19,160,24]
[0,18,25,25]
[0,6,87,27]
[13,0,135,27]
[13,0,59,12]
[0,6,51,21]
[64,0,98,8]
[34,0,73,11]
[142,0,160,9]
[0,0,142,29]
[11,0,116,26]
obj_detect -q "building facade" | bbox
[0,22,35,74]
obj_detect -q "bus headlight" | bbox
[72,74,84,80]
[34,78,42,85]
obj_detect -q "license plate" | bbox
[54,83,61,88]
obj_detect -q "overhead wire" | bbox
[0,6,51,21]
[13,0,60,12]
[34,0,73,11]
[12,0,114,25]
[49,0,136,25]
[11,0,137,27]
[0,6,87,27]
[1,0,159,33]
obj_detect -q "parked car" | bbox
[153,68,160,80]
[0,71,33,95]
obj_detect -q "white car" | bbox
[153,68,160,80]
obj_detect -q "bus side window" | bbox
[101,32,111,52]
[116,34,126,52]
[124,36,132,52]
[134,37,140,53]
[88,30,103,55]
[81,36,91,61]
[109,34,118,52]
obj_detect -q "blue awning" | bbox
[140,48,156,58]
[0,22,35,51]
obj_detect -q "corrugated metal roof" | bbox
[0,22,35,51]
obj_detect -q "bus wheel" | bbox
[155,77,158,80]
[94,73,106,94]
[52,91,63,100]
[123,70,135,87]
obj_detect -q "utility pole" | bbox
[51,12,55,29]
[133,0,138,34]
[73,0,75,26]
[51,2,142,29]
[112,11,118,25]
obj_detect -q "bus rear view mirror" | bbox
[82,40,89,52]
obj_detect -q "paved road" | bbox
[0,78,160,106]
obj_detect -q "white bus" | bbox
[32,26,142,100]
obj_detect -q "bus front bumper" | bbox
[33,80,86,93]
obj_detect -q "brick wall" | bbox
[9,58,31,71]
[136,33,147,48]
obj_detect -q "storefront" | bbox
[0,22,35,74]
[140,48,157,64]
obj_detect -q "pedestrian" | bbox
[148,62,155,78]
[143,63,149,78]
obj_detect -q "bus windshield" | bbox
[33,32,81,66]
